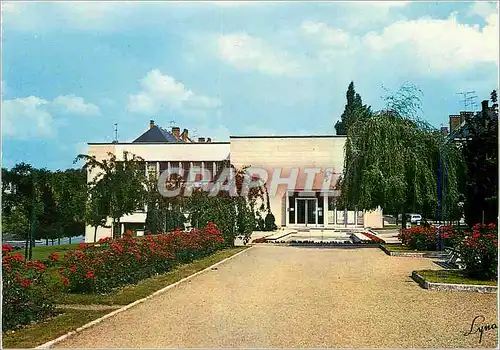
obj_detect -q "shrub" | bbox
[264,213,277,231]
[2,244,56,331]
[252,237,267,243]
[59,223,225,294]
[398,226,439,250]
[455,223,498,280]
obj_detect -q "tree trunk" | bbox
[58,238,61,245]
[94,226,98,242]
[401,209,407,232]
[24,234,29,259]
[69,236,72,244]
[46,239,49,246]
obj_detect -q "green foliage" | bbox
[2,246,56,331]
[335,81,371,135]
[461,90,498,227]
[341,83,464,229]
[76,151,147,239]
[455,223,498,280]
[264,213,277,231]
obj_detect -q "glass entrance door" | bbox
[295,198,317,227]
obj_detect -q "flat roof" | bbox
[88,135,347,145]
[88,142,231,145]
[230,135,345,139]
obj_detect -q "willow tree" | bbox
[341,83,464,229]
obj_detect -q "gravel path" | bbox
[54,246,497,348]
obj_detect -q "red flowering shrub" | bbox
[361,232,385,243]
[59,223,225,293]
[398,226,438,250]
[2,244,55,331]
[455,223,498,280]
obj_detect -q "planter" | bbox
[411,271,497,294]
[379,245,447,258]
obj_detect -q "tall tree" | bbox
[335,81,371,135]
[340,83,463,230]
[75,151,147,240]
[462,90,498,226]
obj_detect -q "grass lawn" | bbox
[2,309,110,349]
[381,244,439,254]
[57,246,249,305]
[416,269,497,286]
[16,243,80,261]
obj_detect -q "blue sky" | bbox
[2,1,498,170]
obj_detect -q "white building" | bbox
[85,120,383,242]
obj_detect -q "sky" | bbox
[1,1,498,170]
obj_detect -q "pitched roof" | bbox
[133,126,179,143]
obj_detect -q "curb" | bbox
[411,271,497,294]
[380,245,447,258]
[35,246,253,349]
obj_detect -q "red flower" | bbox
[32,260,46,271]
[78,243,86,249]
[2,244,14,253]
[61,276,70,287]
[85,271,96,279]
[70,266,77,273]
[20,278,32,288]
[48,252,60,262]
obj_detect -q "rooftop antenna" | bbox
[113,123,118,143]
[169,120,176,127]
[456,91,477,112]
[192,128,198,139]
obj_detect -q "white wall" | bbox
[230,136,346,228]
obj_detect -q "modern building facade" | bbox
[85,121,383,242]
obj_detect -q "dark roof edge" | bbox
[88,142,231,145]
[230,135,344,139]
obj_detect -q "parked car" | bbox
[406,214,422,224]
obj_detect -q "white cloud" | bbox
[362,13,498,72]
[127,69,221,114]
[216,33,306,76]
[2,96,55,139]
[300,7,498,75]
[53,95,101,116]
[468,1,498,18]
[2,94,101,139]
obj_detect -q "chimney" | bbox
[172,127,180,139]
[440,126,448,137]
[150,120,155,129]
[181,128,189,142]
[206,137,212,143]
[449,115,461,132]
[198,137,205,142]
[482,100,489,113]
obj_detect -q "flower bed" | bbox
[398,225,455,251]
[2,244,56,331]
[361,232,385,243]
[59,222,225,294]
[251,237,267,243]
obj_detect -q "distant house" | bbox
[444,100,496,144]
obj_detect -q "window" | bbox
[147,162,157,178]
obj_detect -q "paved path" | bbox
[55,246,497,348]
